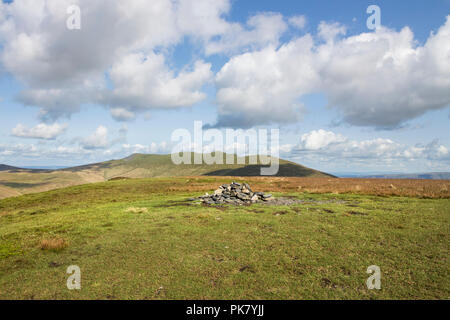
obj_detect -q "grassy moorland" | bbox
[0,177,449,299]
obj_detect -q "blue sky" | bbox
[0,0,449,173]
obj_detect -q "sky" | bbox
[0,0,449,174]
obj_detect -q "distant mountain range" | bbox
[21,166,68,170]
[0,164,22,171]
[334,172,450,180]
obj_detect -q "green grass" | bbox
[0,178,448,299]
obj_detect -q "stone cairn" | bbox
[198,182,274,205]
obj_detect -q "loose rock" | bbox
[198,182,274,205]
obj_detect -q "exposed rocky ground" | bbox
[194,182,274,205]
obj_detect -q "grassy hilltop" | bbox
[0,176,449,299]
[72,153,333,179]
[0,153,332,199]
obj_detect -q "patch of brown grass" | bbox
[39,238,68,251]
[175,176,450,199]
[125,207,149,214]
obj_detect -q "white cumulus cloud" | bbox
[211,17,450,128]
[81,125,109,150]
[101,53,212,112]
[11,123,67,140]
[288,15,307,29]
[110,108,136,122]
[0,0,223,119]
[205,12,288,55]
[292,129,449,164]
[1,1,449,130]
[213,35,319,128]
[299,129,347,150]
[318,19,450,127]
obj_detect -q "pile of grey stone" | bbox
[198,182,274,205]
